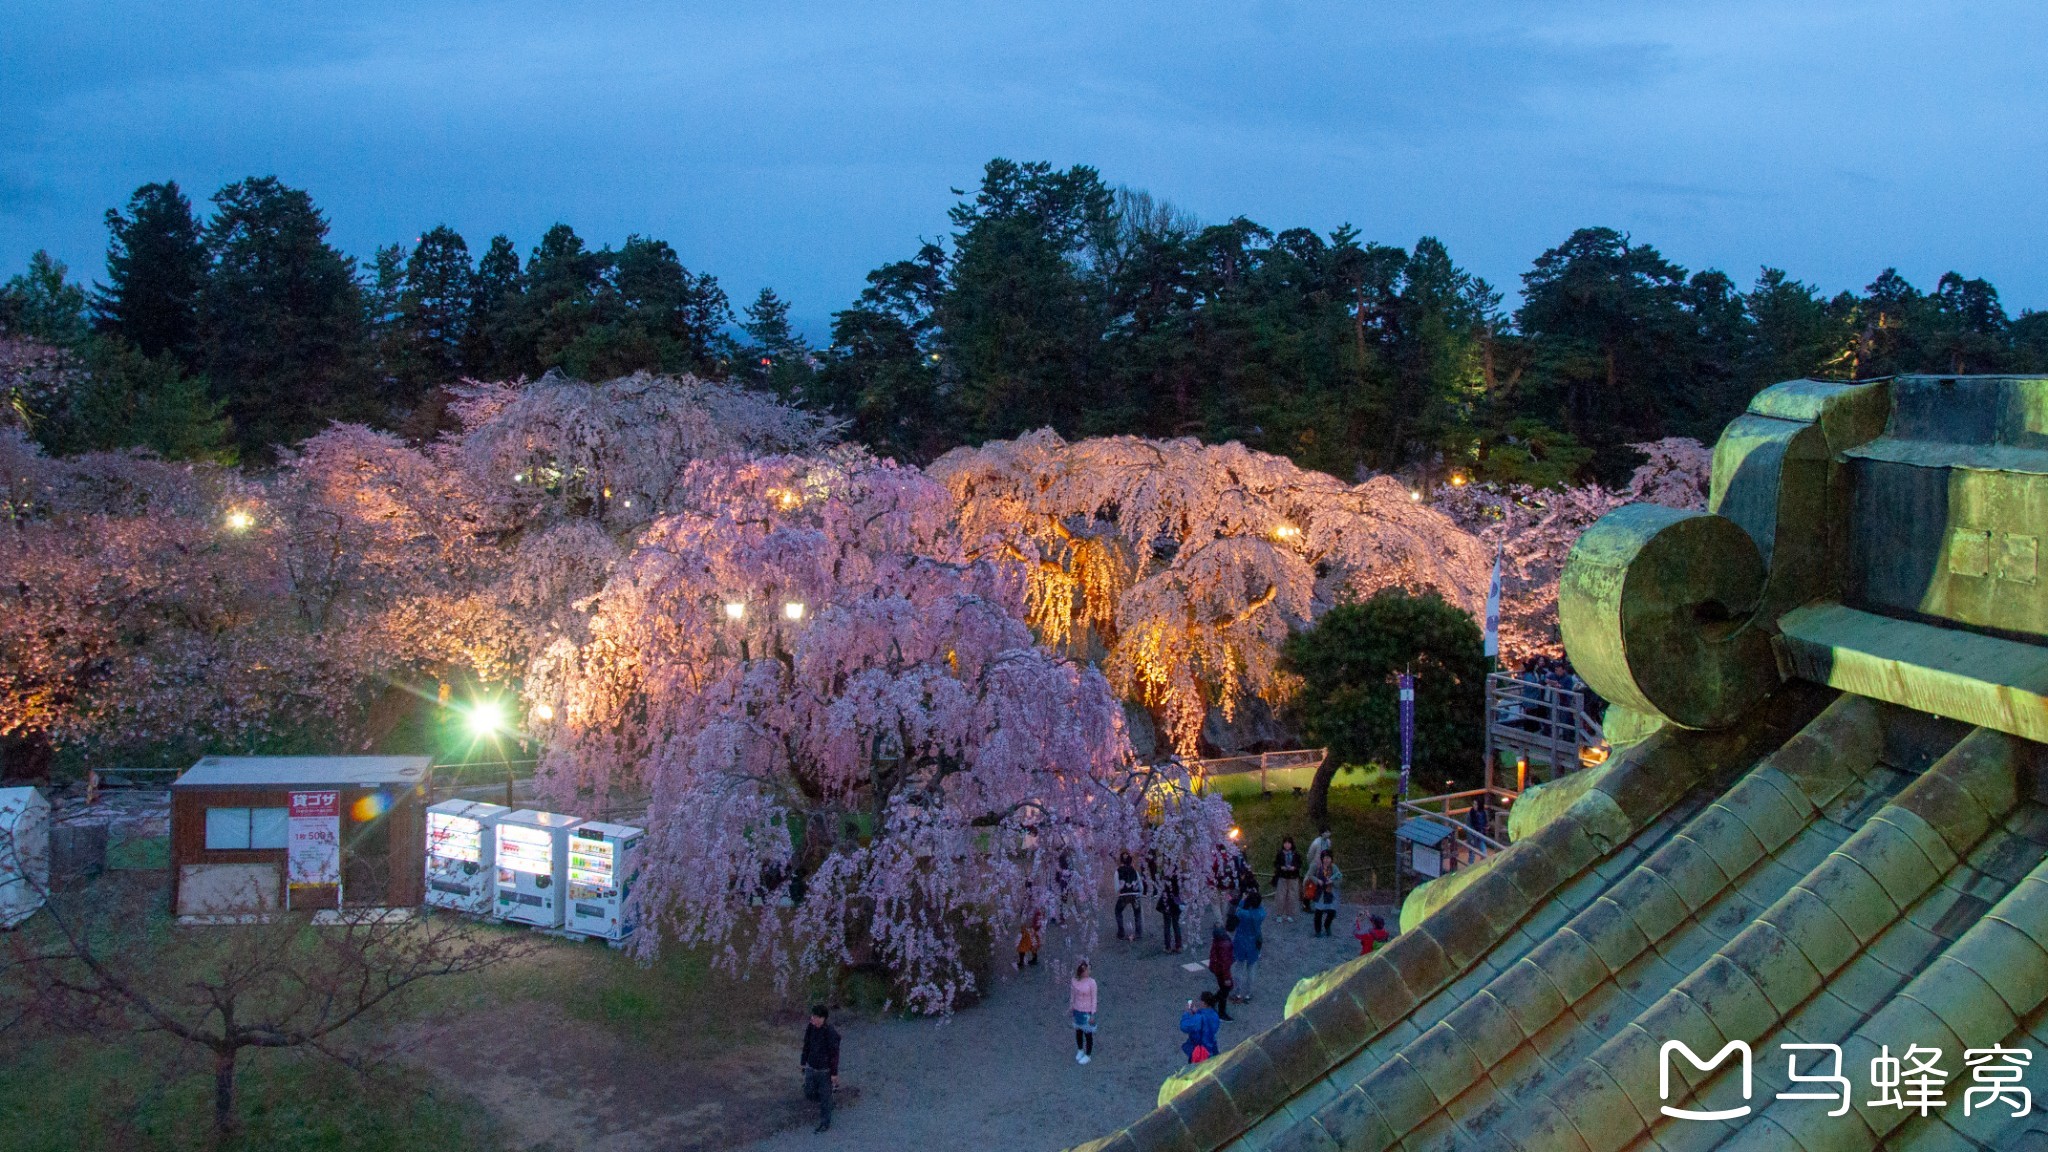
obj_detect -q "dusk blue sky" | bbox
[5,1,2045,337]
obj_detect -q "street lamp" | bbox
[465,700,507,739]
[724,601,747,621]
[533,703,555,722]
[783,601,807,622]
[224,509,254,532]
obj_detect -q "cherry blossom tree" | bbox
[1438,437,1712,660]
[928,431,1493,756]
[0,427,368,772]
[537,452,1232,1010]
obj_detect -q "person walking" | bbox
[1180,991,1222,1063]
[1230,890,1267,1002]
[1206,926,1235,1021]
[1157,872,1185,953]
[800,1005,840,1133]
[1114,853,1144,941]
[1308,849,1342,937]
[1271,837,1303,922]
[1307,828,1332,875]
[1070,959,1099,1064]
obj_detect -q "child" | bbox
[1017,913,1042,970]
[1352,910,1390,954]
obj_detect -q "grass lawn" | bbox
[0,1036,504,1152]
[1224,777,1398,897]
[0,870,801,1152]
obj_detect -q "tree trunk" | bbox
[213,1048,238,1147]
[1305,755,1341,830]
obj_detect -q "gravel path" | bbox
[740,898,1386,1152]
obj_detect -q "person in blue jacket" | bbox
[1230,889,1267,1002]
[1179,991,1222,1062]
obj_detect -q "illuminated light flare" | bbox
[465,699,507,737]
[783,601,806,621]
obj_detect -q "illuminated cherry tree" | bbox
[538,453,1232,1010]
[1440,437,1712,660]
[0,428,365,765]
[928,431,1492,755]
[0,371,836,768]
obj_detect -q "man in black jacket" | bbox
[801,1005,841,1132]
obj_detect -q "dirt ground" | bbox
[400,897,1380,1152]
[405,998,818,1151]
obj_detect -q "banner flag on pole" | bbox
[1397,672,1415,800]
[1482,539,1503,659]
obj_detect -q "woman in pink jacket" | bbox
[1070,959,1098,1064]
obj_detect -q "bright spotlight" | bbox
[783,601,806,621]
[724,601,747,621]
[225,509,254,532]
[1409,490,1422,502]
[466,700,506,737]
[533,703,555,722]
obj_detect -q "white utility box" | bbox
[494,809,582,928]
[424,799,511,915]
[0,787,50,929]
[564,821,644,941]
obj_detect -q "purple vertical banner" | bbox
[1397,672,1415,800]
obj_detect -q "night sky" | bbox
[6,1,2044,334]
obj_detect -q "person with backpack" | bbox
[1180,990,1222,1063]
[1070,959,1099,1064]
[1352,910,1391,955]
[1230,889,1267,1002]
[1270,836,1303,922]
[1114,852,1144,941]
[1206,925,1235,1021]
[1307,849,1342,937]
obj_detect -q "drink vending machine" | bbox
[423,799,511,915]
[564,821,644,941]
[494,810,584,928]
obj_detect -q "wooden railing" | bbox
[1483,671,1605,786]
[1181,748,1328,794]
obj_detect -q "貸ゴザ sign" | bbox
[286,790,341,886]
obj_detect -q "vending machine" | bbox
[423,799,510,915]
[494,810,583,928]
[564,821,644,941]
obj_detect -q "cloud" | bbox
[4,0,2046,327]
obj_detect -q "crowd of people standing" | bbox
[1058,826,1385,1071]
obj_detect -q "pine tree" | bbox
[198,177,374,456]
[396,226,472,389]
[92,182,206,362]
[466,235,524,379]
[0,252,90,345]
